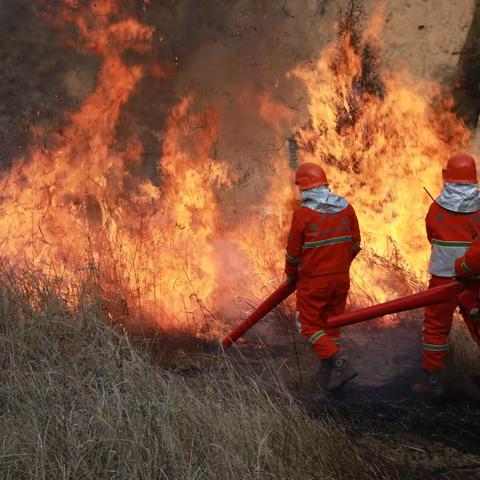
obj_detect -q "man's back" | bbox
[286,204,360,279]
[426,201,480,277]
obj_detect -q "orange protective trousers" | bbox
[296,274,350,360]
[423,275,480,372]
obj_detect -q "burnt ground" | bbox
[160,313,480,480]
[235,317,480,479]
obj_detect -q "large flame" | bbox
[0,1,231,333]
[292,9,470,303]
[0,2,471,334]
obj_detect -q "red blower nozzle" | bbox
[222,282,296,349]
[327,281,465,329]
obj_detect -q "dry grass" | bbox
[448,316,480,378]
[0,267,408,480]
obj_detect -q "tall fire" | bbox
[0,1,471,336]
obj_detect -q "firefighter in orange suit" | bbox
[414,153,480,394]
[285,162,361,390]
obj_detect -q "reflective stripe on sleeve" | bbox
[303,236,353,249]
[286,254,301,265]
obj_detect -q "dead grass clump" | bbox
[0,268,405,479]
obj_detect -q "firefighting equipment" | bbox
[425,201,480,278]
[221,282,296,348]
[457,286,480,322]
[319,354,358,391]
[411,371,444,396]
[327,278,480,370]
[422,276,459,372]
[222,156,352,350]
[301,185,349,213]
[327,281,464,328]
[442,152,477,184]
[436,183,480,213]
[294,163,328,190]
[223,196,359,350]
[296,274,349,359]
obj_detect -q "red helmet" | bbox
[295,163,328,190]
[443,153,477,183]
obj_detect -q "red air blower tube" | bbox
[327,281,465,329]
[221,282,297,349]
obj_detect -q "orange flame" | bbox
[0,3,472,335]
[292,12,469,303]
[0,1,240,334]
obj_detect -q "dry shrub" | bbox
[333,0,385,137]
[0,267,404,479]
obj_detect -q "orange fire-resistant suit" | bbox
[423,201,480,372]
[285,201,361,360]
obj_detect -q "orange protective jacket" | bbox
[426,202,480,277]
[455,236,480,279]
[285,204,361,281]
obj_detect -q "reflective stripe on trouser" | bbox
[422,276,457,372]
[296,274,349,360]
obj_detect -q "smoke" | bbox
[0,0,99,169]
[0,0,348,223]
[124,0,340,202]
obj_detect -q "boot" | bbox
[319,354,358,391]
[412,371,444,396]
